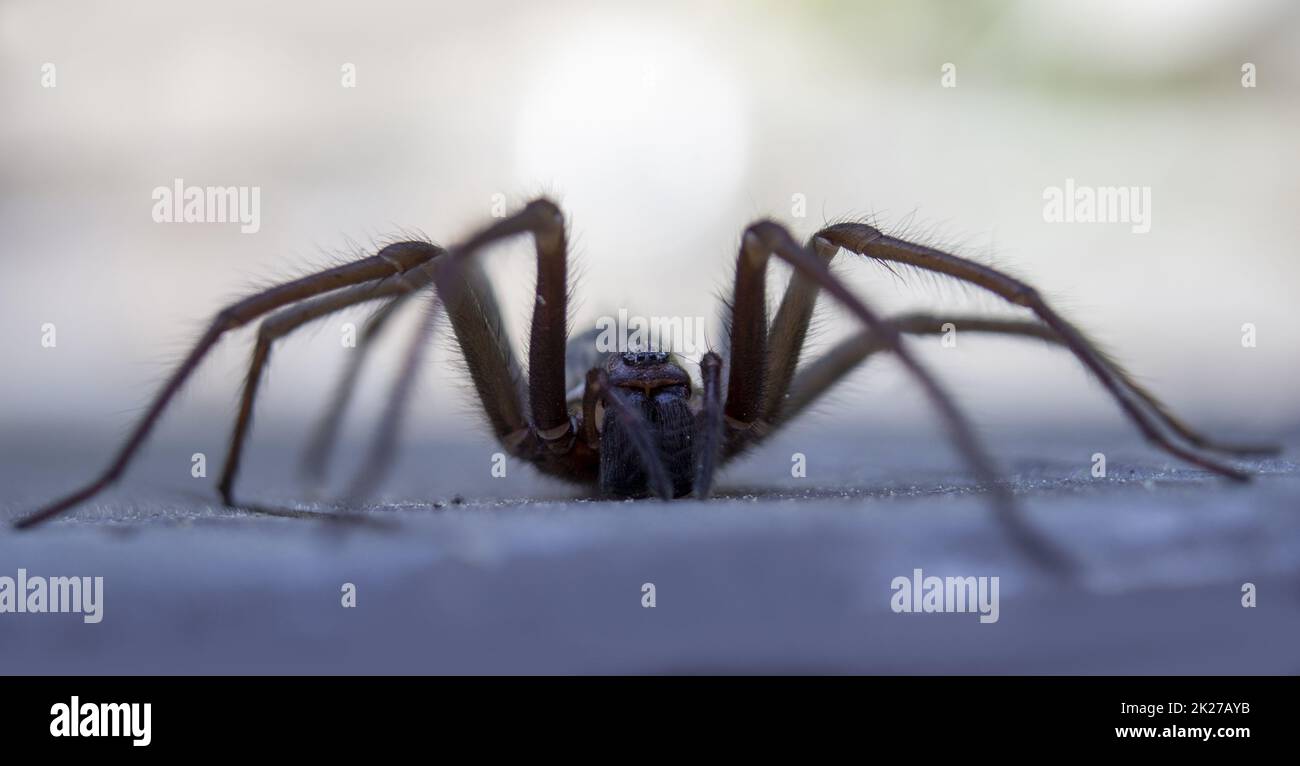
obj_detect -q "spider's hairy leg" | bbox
[719,225,830,454]
[693,351,725,498]
[217,258,440,507]
[780,313,1058,425]
[433,197,574,455]
[304,250,530,497]
[723,226,772,428]
[761,237,839,422]
[438,255,529,443]
[317,250,536,503]
[816,224,1277,479]
[781,313,1280,467]
[732,221,1073,575]
[13,241,440,529]
[332,198,581,502]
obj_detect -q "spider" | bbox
[14,198,1276,570]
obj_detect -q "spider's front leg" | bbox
[438,199,573,450]
[227,197,587,507]
[327,195,662,502]
[702,221,1072,573]
[249,198,630,505]
[323,198,589,502]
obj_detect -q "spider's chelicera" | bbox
[15,198,1277,569]
[594,350,695,498]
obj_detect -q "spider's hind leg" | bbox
[815,223,1277,479]
[300,289,416,488]
[218,259,440,507]
[14,241,440,528]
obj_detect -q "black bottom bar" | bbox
[2,676,1288,752]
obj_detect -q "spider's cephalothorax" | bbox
[17,196,1275,574]
[598,351,695,498]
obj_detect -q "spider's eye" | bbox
[621,351,669,366]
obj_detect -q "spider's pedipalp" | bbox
[693,352,725,499]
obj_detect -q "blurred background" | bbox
[1,0,1297,475]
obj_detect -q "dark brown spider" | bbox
[14,198,1277,571]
